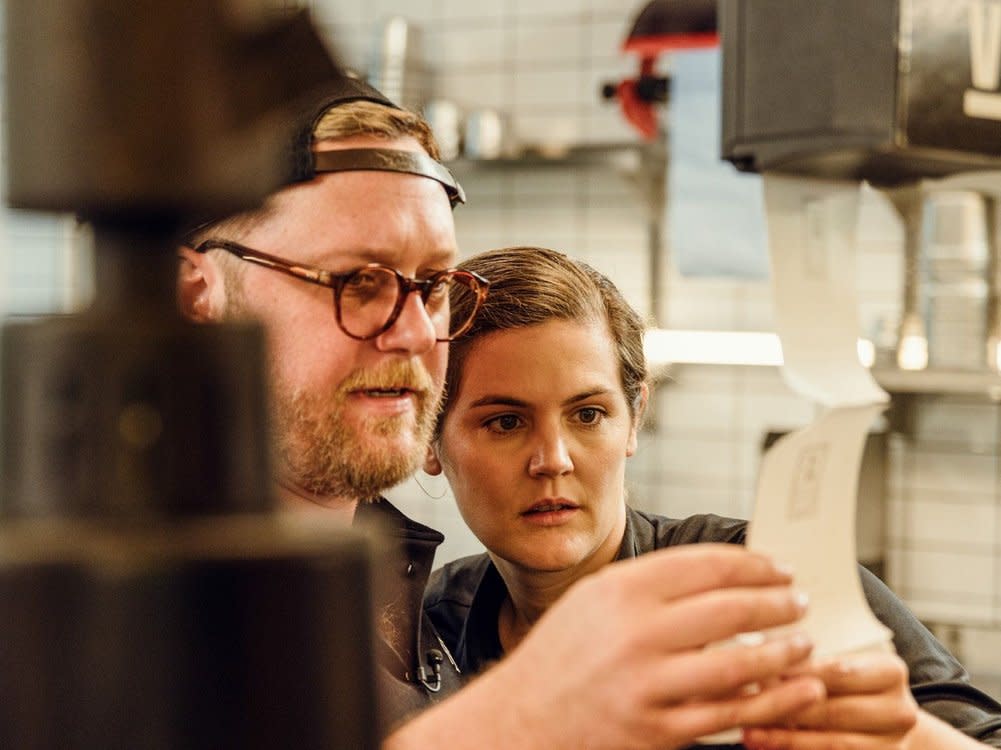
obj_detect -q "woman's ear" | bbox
[626,382,649,457]
[423,444,443,476]
[177,246,226,322]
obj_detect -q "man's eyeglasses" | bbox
[192,239,489,342]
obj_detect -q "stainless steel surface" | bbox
[923,191,990,370]
[873,366,1001,397]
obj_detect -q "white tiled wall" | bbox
[1,212,87,316]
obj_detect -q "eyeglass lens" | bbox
[337,267,481,340]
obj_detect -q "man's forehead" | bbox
[332,245,458,270]
[275,197,458,271]
[251,150,459,269]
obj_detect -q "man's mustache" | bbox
[337,360,437,398]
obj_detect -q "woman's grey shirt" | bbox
[424,507,1001,747]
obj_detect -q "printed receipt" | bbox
[698,174,893,745]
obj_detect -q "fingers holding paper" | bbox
[658,671,826,746]
[742,651,919,750]
[486,544,829,750]
[622,545,830,743]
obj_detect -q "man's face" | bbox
[221,135,457,503]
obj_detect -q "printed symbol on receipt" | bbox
[803,199,831,280]
[788,442,828,519]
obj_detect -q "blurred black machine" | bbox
[721,0,1001,184]
[1,2,379,748]
[721,0,1001,375]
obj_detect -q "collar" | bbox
[354,496,445,546]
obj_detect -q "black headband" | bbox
[285,75,464,207]
[313,148,465,207]
[182,75,464,240]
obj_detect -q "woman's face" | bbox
[434,319,640,574]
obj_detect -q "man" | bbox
[178,76,828,749]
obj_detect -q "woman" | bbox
[423,246,1001,749]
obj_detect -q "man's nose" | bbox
[527,427,573,478]
[374,290,437,354]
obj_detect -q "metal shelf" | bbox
[447,139,670,325]
[447,140,666,168]
[446,141,668,215]
[872,367,1001,399]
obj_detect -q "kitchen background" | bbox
[2,0,1001,696]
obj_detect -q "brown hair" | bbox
[440,246,648,433]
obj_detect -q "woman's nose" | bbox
[527,429,573,477]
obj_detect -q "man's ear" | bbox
[177,246,226,322]
[626,381,649,457]
[423,444,443,476]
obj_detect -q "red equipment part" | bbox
[603,0,719,140]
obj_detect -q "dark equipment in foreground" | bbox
[1,3,379,748]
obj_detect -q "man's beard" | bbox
[273,360,440,501]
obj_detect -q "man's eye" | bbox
[344,271,376,290]
[343,269,393,301]
[425,277,451,305]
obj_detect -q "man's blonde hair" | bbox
[313,99,440,158]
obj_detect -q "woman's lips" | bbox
[521,499,580,525]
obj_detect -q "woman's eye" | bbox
[486,414,522,432]
[576,408,602,425]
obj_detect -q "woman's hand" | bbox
[391,544,828,750]
[743,650,919,750]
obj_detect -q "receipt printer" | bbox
[721,0,1001,185]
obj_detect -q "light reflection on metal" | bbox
[897,328,930,371]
